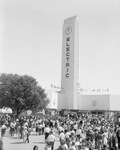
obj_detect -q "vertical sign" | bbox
[61,16,79,109]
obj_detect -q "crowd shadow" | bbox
[33,141,45,144]
[10,141,24,144]
[8,136,19,139]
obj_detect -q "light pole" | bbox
[68,96,71,112]
[0,81,2,88]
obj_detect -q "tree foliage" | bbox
[0,73,49,117]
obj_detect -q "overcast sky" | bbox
[0,0,120,94]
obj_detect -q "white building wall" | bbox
[46,90,120,111]
[57,93,67,110]
[78,94,110,111]
[110,95,120,111]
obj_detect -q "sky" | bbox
[0,0,120,94]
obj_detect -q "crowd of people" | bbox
[0,112,120,150]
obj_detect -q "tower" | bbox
[60,16,79,109]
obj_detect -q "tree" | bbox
[0,73,49,117]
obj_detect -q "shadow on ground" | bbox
[10,142,24,144]
[8,136,19,139]
[33,142,45,144]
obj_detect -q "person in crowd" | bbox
[116,125,120,149]
[38,123,42,135]
[69,141,76,150]
[85,137,93,150]
[102,129,108,146]
[75,135,81,150]
[44,140,51,150]
[108,129,117,150]
[65,130,71,148]
[44,124,51,142]
[47,130,55,150]
[10,121,16,136]
[22,125,28,143]
[25,127,30,143]
[33,145,38,150]
[94,128,99,149]
[102,144,108,150]
[42,121,45,135]
[36,123,39,135]
[1,123,7,137]
[59,130,66,143]
[111,130,117,150]
[57,138,68,150]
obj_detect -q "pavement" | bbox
[1,129,60,150]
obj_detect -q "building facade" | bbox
[46,16,120,112]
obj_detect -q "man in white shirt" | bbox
[44,125,51,141]
[59,131,65,142]
[47,130,55,150]
[58,125,64,136]
[73,123,78,132]
[76,127,82,139]
[59,138,68,150]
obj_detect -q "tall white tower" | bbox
[60,16,79,109]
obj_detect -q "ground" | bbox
[1,129,60,150]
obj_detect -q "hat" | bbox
[59,145,67,150]
[50,130,53,134]
[103,144,107,148]
[24,126,27,130]
[60,138,66,145]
